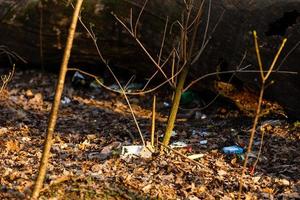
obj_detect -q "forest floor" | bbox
[0,70,299,199]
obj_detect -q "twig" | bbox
[0,64,15,95]
[40,175,72,193]
[77,8,145,146]
[0,45,27,64]
[158,17,169,66]
[134,0,149,36]
[38,1,44,70]
[251,125,266,174]
[124,75,136,91]
[151,95,156,147]
[191,7,225,65]
[112,11,174,87]
[142,47,175,91]
[108,66,146,146]
[162,0,204,147]
[31,0,83,198]
[276,41,300,72]
[238,31,287,200]
[201,0,211,48]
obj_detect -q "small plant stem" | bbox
[238,31,287,199]
[162,63,190,147]
[31,0,83,198]
[162,0,203,147]
[151,95,156,147]
[252,128,265,172]
[237,83,264,199]
[0,64,14,94]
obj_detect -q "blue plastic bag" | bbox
[222,145,244,154]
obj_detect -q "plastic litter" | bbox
[108,82,144,92]
[121,145,143,156]
[180,90,197,105]
[222,145,244,154]
[188,154,205,160]
[125,83,144,91]
[72,71,87,87]
[171,130,177,137]
[170,141,188,148]
[192,130,210,137]
[195,111,207,120]
[61,96,71,104]
[163,102,170,107]
[121,143,153,158]
[89,77,104,89]
[73,71,85,80]
[108,84,120,91]
[199,140,208,145]
[238,154,245,161]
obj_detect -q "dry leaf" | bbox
[5,140,20,152]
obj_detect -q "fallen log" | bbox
[0,0,299,118]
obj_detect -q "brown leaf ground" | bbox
[0,70,299,199]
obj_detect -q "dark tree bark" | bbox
[0,0,299,118]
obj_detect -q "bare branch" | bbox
[191,8,225,65]
[158,17,169,65]
[253,31,264,80]
[134,0,149,36]
[276,40,300,71]
[112,12,174,87]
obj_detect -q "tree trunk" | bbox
[0,0,299,118]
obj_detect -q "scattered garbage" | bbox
[170,141,188,148]
[163,101,171,108]
[238,154,245,161]
[72,71,103,89]
[72,71,87,87]
[125,83,144,91]
[195,111,207,120]
[61,96,71,105]
[261,120,282,126]
[199,140,208,145]
[192,130,197,136]
[180,90,198,105]
[171,130,177,137]
[192,130,210,137]
[222,145,244,154]
[121,145,142,157]
[108,82,144,92]
[247,152,257,159]
[187,154,204,160]
[89,77,104,90]
[121,143,153,158]
[160,130,177,138]
[108,83,120,91]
